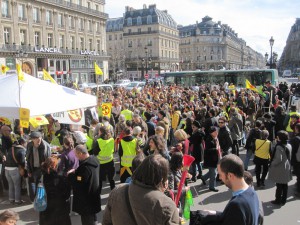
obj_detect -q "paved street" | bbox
[0,148,299,225]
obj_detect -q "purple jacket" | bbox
[58,148,79,176]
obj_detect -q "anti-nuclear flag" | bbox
[43,69,57,84]
[101,102,112,118]
[94,62,103,76]
[1,64,9,74]
[16,64,25,81]
[245,79,258,92]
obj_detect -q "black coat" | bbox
[189,129,205,163]
[218,126,233,155]
[68,156,101,215]
[245,128,262,152]
[203,135,219,168]
[40,171,71,225]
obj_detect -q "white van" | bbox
[282,70,292,78]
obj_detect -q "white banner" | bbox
[52,108,85,125]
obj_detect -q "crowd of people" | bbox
[0,79,300,225]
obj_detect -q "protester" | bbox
[68,145,101,225]
[200,154,260,225]
[290,123,300,197]
[40,157,71,225]
[26,131,51,202]
[4,138,26,205]
[102,154,180,225]
[268,130,292,205]
[0,209,19,225]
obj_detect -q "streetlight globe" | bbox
[269,36,274,47]
[265,52,269,61]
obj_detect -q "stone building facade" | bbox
[107,4,180,80]
[0,0,109,84]
[178,16,265,71]
[279,18,300,73]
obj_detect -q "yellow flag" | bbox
[245,79,258,92]
[29,116,49,128]
[19,108,30,128]
[1,64,9,74]
[0,117,11,125]
[16,64,25,81]
[101,102,112,118]
[94,62,103,76]
[43,69,57,84]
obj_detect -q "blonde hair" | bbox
[174,129,188,141]
[155,126,165,135]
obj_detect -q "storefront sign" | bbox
[34,46,62,53]
[80,50,100,56]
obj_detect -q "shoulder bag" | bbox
[11,147,25,177]
[125,185,138,225]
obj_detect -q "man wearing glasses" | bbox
[218,117,233,156]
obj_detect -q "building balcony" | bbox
[2,14,11,19]
[0,44,109,58]
[37,0,108,19]
[123,30,159,36]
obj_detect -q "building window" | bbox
[69,16,75,29]
[20,29,26,45]
[80,37,84,49]
[119,34,122,40]
[33,7,40,23]
[95,4,99,11]
[96,22,100,33]
[108,35,112,41]
[79,18,84,31]
[34,31,40,46]
[47,33,53,47]
[87,1,91,9]
[46,10,52,25]
[87,20,92,32]
[128,29,131,34]
[114,34,117,40]
[89,39,92,50]
[2,0,9,18]
[137,16,142,25]
[97,40,101,51]
[138,28,141,33]
[128,40,132,47]
[147,39,152,46]
[4,27,10,44]
[59,35,64,48]
[58,13,64,27]
[127,17,132,26]
[147,15,152,24]
[70,36,75,49]
[18,4,26,20]
[148,27,151,33]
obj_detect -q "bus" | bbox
[161,69,279,88]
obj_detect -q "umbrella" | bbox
[0,73,97,119]
[29,116,49,128]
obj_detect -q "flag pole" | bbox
[95,61,100,98]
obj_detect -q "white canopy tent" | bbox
[0,73,97,119]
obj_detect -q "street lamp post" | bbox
[265,36,277,69]
[142,47,151,80]
[15,49,28,69]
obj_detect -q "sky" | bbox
[105,0,299,58]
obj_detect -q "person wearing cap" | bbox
[26,131,51,201]
[67,145,101,225]
[202,126,222,192]
[284,105,300,139]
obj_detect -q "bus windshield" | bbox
[162,69,278,87]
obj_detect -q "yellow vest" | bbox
[120,109,133,121]
[97,138,114,164]
[255,139,271,159]
[120,138,137,167]
[286,112,300,132]
[85,134,93,152]
[97,106,103,117]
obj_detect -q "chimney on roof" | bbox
[163,10,168,13]
[143,4,147,9]
[149,4,156,9]
[125,6,129,12]
[218,21,221,25]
